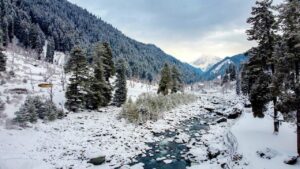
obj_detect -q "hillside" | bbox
[202,54,247,80]
[0,0,202,83]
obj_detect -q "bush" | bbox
[14,96,64,127]
[120,93,198,124]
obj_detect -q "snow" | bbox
[231,109,300,169]
[0,49,299,169]
[212,59,233,74]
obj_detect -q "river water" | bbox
[130,114,219,169]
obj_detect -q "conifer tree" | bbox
[245,0,277,121]
[236,70,241,96]
[158,63,171,95]
[101,42,115,81]
[65,46,89,112]
[277,0,300,155]
[113,59,127,107]
[171,66,182,93]
[93,43,113,106]
[0,43,6,72]
[46,36,55,63]
[85,45,109,109]
[14,97,38,125]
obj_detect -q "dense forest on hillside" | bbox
[0,0,202,83]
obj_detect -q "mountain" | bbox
[0,0,202,83]
[202,54,248,80]
[191,56,222,71]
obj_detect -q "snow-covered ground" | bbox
[231,108,299,169]
[0,50,299,169]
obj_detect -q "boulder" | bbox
[88,156,106,165]
[204,107,214,112]
[216,117,227,123]
[227,108,242,119]
[284,156,298,165]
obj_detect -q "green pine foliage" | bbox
[85,44,110,110]
[46,36,55,63]
[171,66,183,94]
[113,59,127,107]
[0,50,6,72]
[243,0,276,118]
[65,46,90,112]
[158,63,172,95]
[14,96,64,127]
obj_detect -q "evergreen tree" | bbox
[277,0,300,155]
[65,46,89,112]
[14,97,38,125]
[236,70,241,95]
[101,42,115,81]
[93,43,113,106]
[113,59,127,107]
[46,36,55,63]
[0,47,6,72]
[241,64,250,96]
[85,45,109,109]
[171,66,182,93]
[158,63,171,95]
[246,0,277,121]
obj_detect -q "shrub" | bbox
[14,96,64,126]
[120,93,198,124]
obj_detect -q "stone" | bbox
[87,156,106,165]
[284,156,298,165]
[216,117,227,123]
[227,108,242,119]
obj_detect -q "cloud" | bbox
[68,0,280,62]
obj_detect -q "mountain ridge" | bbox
[0,0,203,83]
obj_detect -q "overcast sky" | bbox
[68,0,281,63]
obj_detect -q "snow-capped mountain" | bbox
[202,54,248,80]
[191,56,222,71]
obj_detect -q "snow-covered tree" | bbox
[245,0,277,122]
[65,46,89,112]
[158,63,171,95]
[46,36,55,63]
[277,0,300,155]
[85,45,109,109]
[171,66,182,94]
[91,43,114,106]
[113,59,127,107]
[236,70,241,96]
[14,97,38,125]
[0,49,6,72]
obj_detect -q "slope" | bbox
[0,0,202,83]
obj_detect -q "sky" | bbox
[68,0,281,63]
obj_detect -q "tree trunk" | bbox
[297,109,300,157]
[273,98,279,134]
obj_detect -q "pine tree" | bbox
[65,46,89,112]
[236,70,241,95]
[277,0,300,156]
[158,63,171,95]
[241,63,250,96]
[113,59,127,107]
[93,43,113,106]
[0,46,6,72]
[14,97,38,125]
[46,36,55,63]
[85,44,109,109]
[171,66,182,93]
[246,0,277,120]
[101,42,115,81]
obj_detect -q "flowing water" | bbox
[130,114,219,169]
